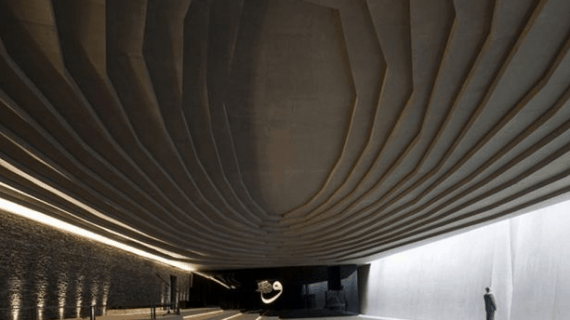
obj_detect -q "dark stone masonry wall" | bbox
[0,210,191,319]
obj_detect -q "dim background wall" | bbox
[0,210,191,319]
[361,201,570,320]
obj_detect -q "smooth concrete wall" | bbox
[362,200,570,320]
[0,210,190,320]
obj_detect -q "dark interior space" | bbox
[189,265,359,318]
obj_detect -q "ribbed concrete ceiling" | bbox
[1,0,570,269]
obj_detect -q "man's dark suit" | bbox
[484,293,497,320]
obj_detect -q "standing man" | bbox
[484,287,497,320]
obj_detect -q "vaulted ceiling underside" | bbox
[1,0,570,269]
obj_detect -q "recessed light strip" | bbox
[0,180,194,261]
[0,196,194,272]
[0,157,165,242]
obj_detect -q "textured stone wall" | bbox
[0,210,190,320]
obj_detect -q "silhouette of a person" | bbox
[483,287,497,320]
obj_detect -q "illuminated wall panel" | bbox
[364,224,496,320]
[363,200,570,320]
[508,210,570,320]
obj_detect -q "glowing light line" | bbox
[183,310,224,318]
[0,197,194,272]
[0,181,193,261]
[0,157,164,242]
[193,271,231,289]
[222,313,243,320]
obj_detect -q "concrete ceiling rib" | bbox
[0,0,569,268]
